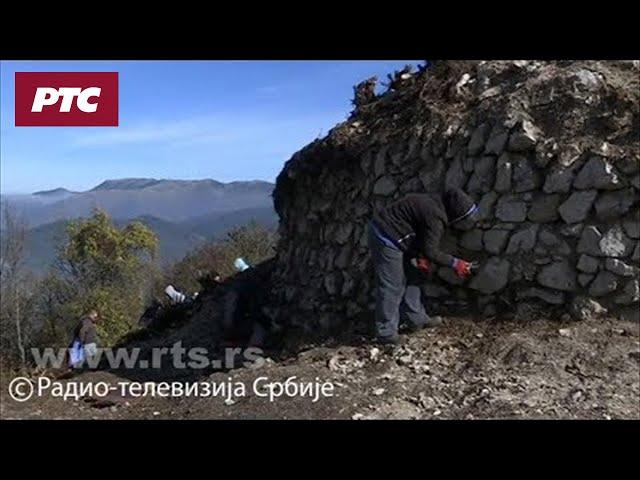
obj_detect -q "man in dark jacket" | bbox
[369,188,478,344]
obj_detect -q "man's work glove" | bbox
[452,258,473,278]
[410,256,431,274]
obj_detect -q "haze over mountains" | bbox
[4,178,274,227]
[1,178,277,272]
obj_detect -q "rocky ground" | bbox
[3,314,638,420]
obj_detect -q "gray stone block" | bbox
[594,189,636,220]
[599,226,634,258]
[534,257,553,265]
[466,155,495,194]
[506,224,539,254]
[324,272,341,295]
[494,153,512,192]
[536,260,577,292]
[335,223,354,245]
[614,279,639,305]
[334,246,353,269]
[573,156,623,190]
[484,130,509,155]
[543,165,577,193]
[419,157,445,192]
[577,226,603,256]
[588,271,619,296]
[399,177,423,195]
[558,190,597,224]
[527,194,561,223]
[512,156,542,193]
[374,147,389,177]
[518,287,565,304]
[460,229,484,251]
[444,156,467,189]
[560,223,584,238]
[496,195,528,222]
[604,259,637,277]
[537,230,571,255]
[373,176,397,196]
[569,296,607,321]
[462,155,476,174]
[341,273,355,295]
[476,191,498,221]
[577,254,600,273]
[508,129,537,152]
[578,273,594,287]
[622,217,640,239]
[359,151,373,173]
[468,257,510,294]
[467,123,490,156]
[483,229,510,255]
[616,155,640,175]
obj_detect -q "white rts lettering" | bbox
[31,87,101,113]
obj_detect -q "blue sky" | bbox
[0,60,420,194]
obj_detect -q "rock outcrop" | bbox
[267,61,640,334]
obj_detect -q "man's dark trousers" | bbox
[368,222,429,338]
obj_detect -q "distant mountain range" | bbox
[1,178,278,273]
[33,187,78,197]
[2,178,274,228]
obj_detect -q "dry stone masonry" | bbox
[267,61,640,334]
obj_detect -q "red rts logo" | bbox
[15,72,118,126]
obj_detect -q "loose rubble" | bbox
[4,316,637,420]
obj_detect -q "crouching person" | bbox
[68,310,101,368]
[221,257,270,349]
[369,188,479,345]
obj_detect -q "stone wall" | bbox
[266,61,640,333]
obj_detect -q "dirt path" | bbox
[2,316,639,420]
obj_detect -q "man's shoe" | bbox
[405,316,443,333]
[424,315,443,328]
[376,334,401,345]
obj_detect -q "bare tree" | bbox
[1,203,28,367]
